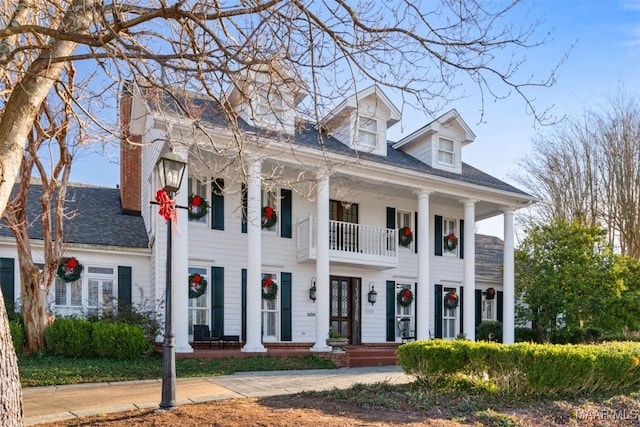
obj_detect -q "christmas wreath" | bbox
[188,194,209,220]
[484,287,496,300]
[262,277,278,300]
[262,206,277,229]
[444,291,459,309]
[57,257,83,282]
[397,288,414,307]
[188,273,207,299]
[398,227,413,248]
[444,233,458,251]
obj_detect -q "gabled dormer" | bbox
[321,86,401,157]
[392,109,475,174]
[227,63,308,135]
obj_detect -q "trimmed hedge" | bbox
[9,320,24,356]
[397,339,640,397]
[45,318,94,358]
[92,321,149,360]
[45,318,149,359]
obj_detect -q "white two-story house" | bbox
[0,67,531,353]
[118,65,532,354]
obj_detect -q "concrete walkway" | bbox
[23,366,413,426]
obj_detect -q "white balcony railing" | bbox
[296,215,398,269]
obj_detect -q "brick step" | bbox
[347,348,399,367]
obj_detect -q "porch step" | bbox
[347,347,399,367]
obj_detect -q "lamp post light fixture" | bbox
[156,151,187,410]
[309,277,317,302]
[367,281,377,306]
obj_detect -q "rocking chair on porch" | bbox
[193,324,220,349]
[397,317,415,343]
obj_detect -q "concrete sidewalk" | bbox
[23,366,413,426]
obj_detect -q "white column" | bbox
[502,208,516,344]
[463,200,476,341]
[311,172,331,352]
[416,191,430,340]
[242,158,266,352]
[172,150,192,353]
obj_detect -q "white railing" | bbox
[296,215,398,268]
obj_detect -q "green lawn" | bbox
[18,354,336,387]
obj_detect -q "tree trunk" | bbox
[0,288,23,426]
[20,262,53,354]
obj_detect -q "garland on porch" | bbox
[262,206,277,229]
[188,273,207,299]
[444,291,459,309]
[262,277,278,300]
[398,227,413,248]
[444,233,458,251]
[188,194,209,220]
[57,257,83,282]
[484,287,496,300]
[397,288,414,307]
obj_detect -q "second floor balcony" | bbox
[296,215,398,269]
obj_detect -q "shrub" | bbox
[515,327,538,343]
[45,318,94,358]
[92,321,149,359]
[477,321,502,343]
[9,320,24,356]
[87,303,161,350]
[397,340,640,397]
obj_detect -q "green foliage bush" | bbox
[397,339,640,397]
[477,321,502,342]
[45,318,94,358]
[514,327,539,343]
[9,320,24,356]
[87,303,161,350]
[92,321,149,360]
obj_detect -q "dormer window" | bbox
[437,138,454,166]
[357,115,378,149]
[256,88,284,126]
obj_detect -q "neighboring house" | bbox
[0,70,533,352]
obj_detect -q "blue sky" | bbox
[69,1,640,238]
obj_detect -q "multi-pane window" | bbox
[437,138,454,166]
[443,287,458,339]
[443,217,457,255]
[188,177,208,224]
[261,189,278,233]
[54,278,82,307]
[396,283,414,339]
[482,297,496,321]
[188,267,209,337]
[87,266,115,317]
[396,210,412,250]
[357,115,377,148]
[256,88,283,125]
[261,272,279,341]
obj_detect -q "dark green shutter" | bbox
[211,267,224,337]
[414,282,418,337]
[435,215,443,256]
[434,284,443,338]
[414,212,419,254]
[459,286,464,335]
[475,289,482,328]
[241,184,247,234]
[386,281,396,341]
[497,291,504,323]
[241,269,247,342]
[386,208,396,229]
[0,258,15,311]
[211,179,225,230]
[459,219,464,259]
[117,266,132,307]
[280,189,292,239]
[280,272,292,341]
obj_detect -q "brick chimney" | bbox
[119,83,142,216]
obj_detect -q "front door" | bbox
[330,276,361,344]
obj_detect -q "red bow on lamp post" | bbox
[155,189,177,222]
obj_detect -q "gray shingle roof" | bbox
[0,184,149,249]
[475,234,504,279]
[149,89,530,196]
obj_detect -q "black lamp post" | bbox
[157,151,186,410]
